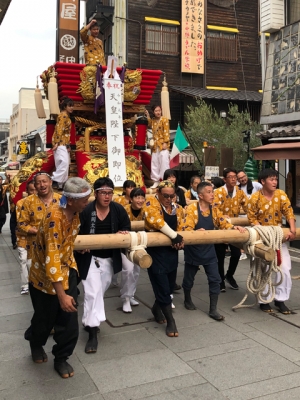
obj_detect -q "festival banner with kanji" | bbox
[104,78,127,186]
[181,0,205,74]
[56,0,80,63]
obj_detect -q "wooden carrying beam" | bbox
[74,227,299,261]
[131,249,152,269]
[131,218,250,232]
[228,217,250,226]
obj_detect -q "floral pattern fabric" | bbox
[124,203,146,222]
[16,198,27,248]
[247,189,295,226]
[213,185,248,217]
[29,208,80,295]
[184,202,234,231]
[147,117,170,152]
[114,196,129,207]
[80,26,106,66]
[52,111,71,147]
[144,196,184,231]
[18,193,61,259]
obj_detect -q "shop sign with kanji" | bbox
[181,0,205,74]
[56,0,80,63]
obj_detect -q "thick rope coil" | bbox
[126,231,148,263]
[232,225,284,310]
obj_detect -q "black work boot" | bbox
[151,300,166,324]
[184,288,196,310]
[209,294,224,321]
[160,304,178,337]
[85,326,98,353]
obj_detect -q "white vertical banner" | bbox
[104,78,127,186]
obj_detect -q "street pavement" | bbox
[1,219,300,400]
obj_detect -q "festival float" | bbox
[8,45,300,314]
[10,57,165,204]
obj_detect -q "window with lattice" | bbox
[207,31,237,62]
[287,0,300,24]
[145,23,179,56]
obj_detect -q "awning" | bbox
[170,86,262,102]
[251,142,300,160]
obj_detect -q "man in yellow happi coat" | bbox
[213,168,248,291]
[16,180,36,295]
[80,19,106,66]
[18,172,61,270]
[145,105,170,188]
[24,178,91,378]
[247,168,296,314]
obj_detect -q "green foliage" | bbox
[184,99,262,172]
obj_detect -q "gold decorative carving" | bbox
[76,135,134,153]
[124,69,142,102]
[82,154,143,188]
[40,66,55,99]
[77,65,97,100]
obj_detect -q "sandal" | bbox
[54,361,74,379]
[30,345,48,363]
[260,303,274,313]
[274,301,291,315]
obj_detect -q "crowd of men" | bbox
[1,167,295,378]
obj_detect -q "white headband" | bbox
[34,172,52,180]
[95,186,114,191]
[63,189,92,198]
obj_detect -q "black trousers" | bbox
[25,268,79,362]
[0,216,6,233]
[147,267,177,308]
[182,262,221,295]
[10,210,17,246]
[214,243,241,281]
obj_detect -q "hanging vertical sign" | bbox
[56,0,80,63]
[104,75,127,186]
[181,0,205,74]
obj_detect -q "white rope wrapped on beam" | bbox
[232,226,284,310]
[126,231,148,263]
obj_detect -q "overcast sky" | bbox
[0,0,84,120]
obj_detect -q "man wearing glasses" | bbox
[74,177,130,354]
[144,181,185,337]
[213,168,248,291]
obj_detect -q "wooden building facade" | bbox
[85,0,262,128]
[126,0,262,127]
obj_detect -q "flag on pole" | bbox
[170,125,189,168]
